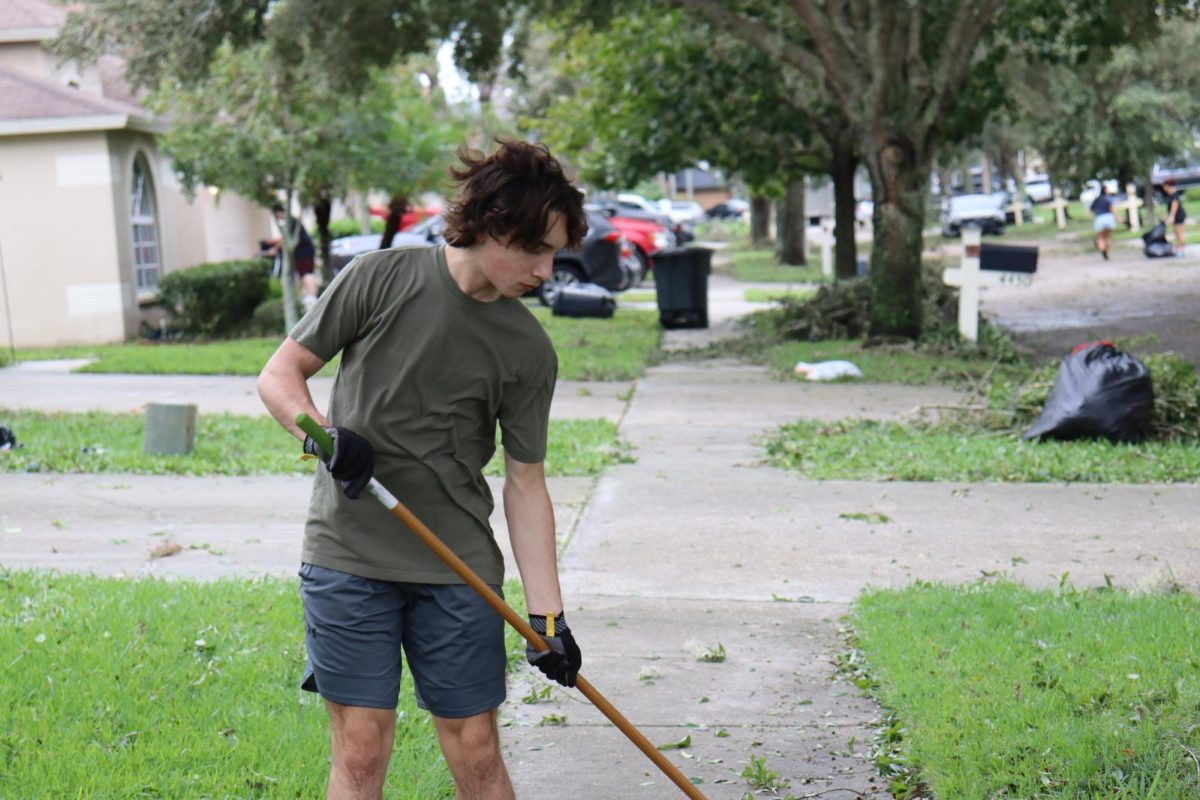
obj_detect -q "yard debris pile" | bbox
[931,349,1200,443]
[772,265,961,342]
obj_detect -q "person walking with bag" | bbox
[1163,179,1187,257]
[258,140,587,800]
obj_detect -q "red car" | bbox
[370,203,443,231]
[606,214,671,276]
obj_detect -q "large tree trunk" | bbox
[314,193,333,285]
[778,178,806,265]
[830,140,859,280]
[379,195,408,249]
[750,195,771,245]
[866,144,928,339]
[996,144,1012,191]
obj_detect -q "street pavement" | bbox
[2,267,1197,798]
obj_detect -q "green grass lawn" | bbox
[692,219,749,241]
[978,199,1200,246]
[1003,201,1094,239]
[765,419,1200,483]
[13,309,660,382]
[13,338,333,377]
[721,243,826,283]
[0,570,530,798]
[743,287,817,303]
[853,582,1200,799]
[0,410,628,478]
[617,290,657,303]
[530,307,660,381]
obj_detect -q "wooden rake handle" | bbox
[296,415,707,800]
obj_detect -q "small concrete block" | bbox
[144,402,197,455]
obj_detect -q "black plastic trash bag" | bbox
[1143,221,1174,258]
[551,282,615,318]
[1023,342,1154,444]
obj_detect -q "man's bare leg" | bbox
[326,701,396,800]
[433,709,515,800]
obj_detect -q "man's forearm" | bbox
[257,338,329,440]
[504,477,563,616]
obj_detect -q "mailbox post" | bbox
[942,226,1038,343]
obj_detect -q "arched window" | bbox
[130,156,160,291]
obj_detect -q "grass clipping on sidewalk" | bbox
[850,581,1200,799]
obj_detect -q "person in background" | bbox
[266,204,319,309]
[1163,179,1187,257]
[1089,185,1116,260]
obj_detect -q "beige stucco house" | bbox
[0,0,272,348]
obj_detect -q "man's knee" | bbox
[335,750,389,791]
[328,702,395,785]
[441,712,500,752]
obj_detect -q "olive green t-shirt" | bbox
[289,245,556,585]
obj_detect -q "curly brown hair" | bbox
[443,139,587,252]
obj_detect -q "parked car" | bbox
[855,200,874,227]
[993,191,1033,224]
[705,199,749,220]
[940,193,1006,237]
[592,195,675,230]
[615,193,662,217]
[328,222,433,275]
[1023,175,1053,203]
[587,202,672,277]
[658,199,706,226]
[328,211,635,305]
[368,203,443,232]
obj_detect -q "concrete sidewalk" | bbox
[500,360,1199,799]
[0,359,632,422]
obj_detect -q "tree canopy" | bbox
[54,0,508,92]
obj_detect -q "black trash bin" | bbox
[653,247,712,329]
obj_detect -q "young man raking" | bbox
[258,140,586,799]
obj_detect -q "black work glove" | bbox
[303,425,375,500]
[526,613,582,688]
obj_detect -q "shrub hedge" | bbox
[157,259,269,338]
[249,296,304,336]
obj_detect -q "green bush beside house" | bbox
[157,260,269,338]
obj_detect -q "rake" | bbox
[296,414,706,799]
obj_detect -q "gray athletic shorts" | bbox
[298,563,507,718]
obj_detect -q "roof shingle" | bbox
[0,0,67,34]
[0,63,148,122]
